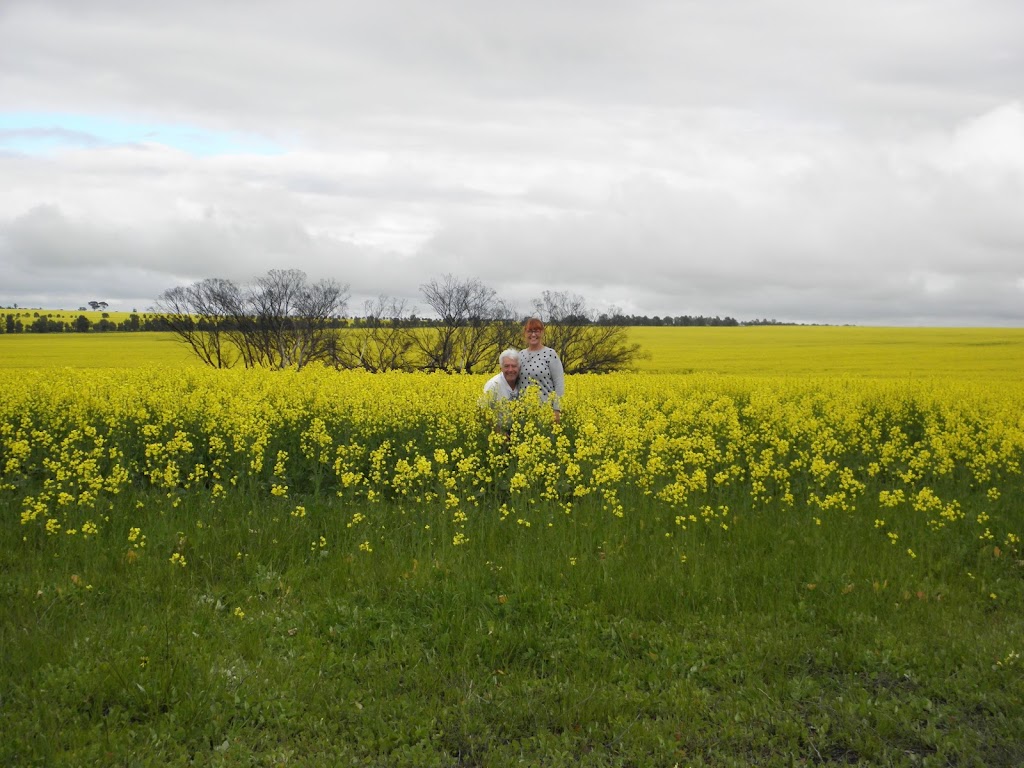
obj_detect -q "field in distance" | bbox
[630,325,1024,379]
[2,323,1024,378]
[0,332,197,369]
[1,308,146,324]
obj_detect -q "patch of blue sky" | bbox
[0,112,283,156]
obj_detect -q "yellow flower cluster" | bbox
[1,366,1021,558]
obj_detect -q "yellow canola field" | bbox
[0,332,198,369]
[3,365,1021,557]
[630,326,1024,379]
[4,326,1024,379]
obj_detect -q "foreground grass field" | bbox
[2,331,1024,766]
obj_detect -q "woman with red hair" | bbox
[519,317,565,423]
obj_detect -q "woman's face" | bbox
[525,326,543,349]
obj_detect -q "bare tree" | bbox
[211,279,266,368]
[485,301,523,363]
[156,271,641,374]
[248,269,350,370]
[155,270,349,370]
[416,275,516,373]
[532,290,644,373]
[154,279,243,368]
[330,296,416,372]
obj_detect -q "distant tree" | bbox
[141,314,172,332]
[74,315,92,333]
[415,275,517,373]
[329,296,417,372]
[248,269,350,370]
[155,279,244,368]
[155,270,350,370]
[531,290,645,373]
[28,315,68,333]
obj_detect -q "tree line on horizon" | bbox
[2,271,805,374]
[2,306,799,335]
[147,270,650,374]
[3,312,153,335]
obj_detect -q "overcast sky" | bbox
[2,1,1023,325]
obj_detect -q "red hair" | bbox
[524,317,544,332]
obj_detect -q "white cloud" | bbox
[2,0,1024,324]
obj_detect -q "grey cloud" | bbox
[2,1,1024,324]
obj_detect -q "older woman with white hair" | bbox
[480,348,523,433]
[482,348,522,403]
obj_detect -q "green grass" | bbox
[3,483,1022,766]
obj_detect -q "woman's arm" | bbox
[549,350,565,411]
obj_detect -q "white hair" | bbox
[498,348,521,365]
